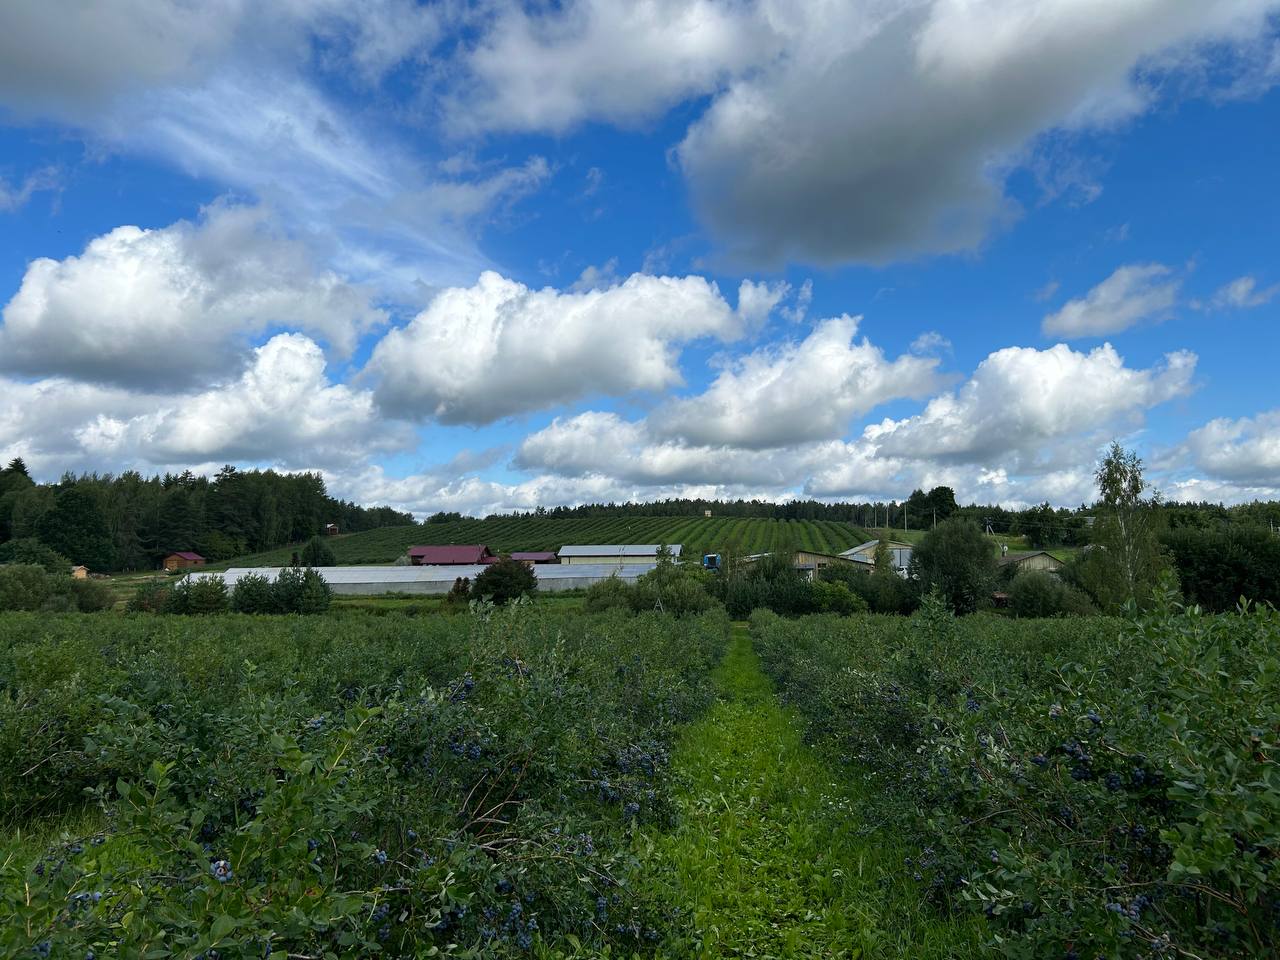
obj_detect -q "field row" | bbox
[227,515,871,567]
[753,598,1280,959]
[1,608,728,957]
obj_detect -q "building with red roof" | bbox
[408,544,493,565]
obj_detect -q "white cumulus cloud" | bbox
[445,0,779,134]
[655,315,942,448]
[865,342,1196,467]
[0,334,409,476]
[366,270,765,424]
[0,203,386,389]
[74,333,406,468]
[1042,263,1180,338]
[1182,409,1280,486]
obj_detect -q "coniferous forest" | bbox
[0,459,412,571]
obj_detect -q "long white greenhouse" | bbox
[185,563,656,595]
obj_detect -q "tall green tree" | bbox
[36,487,116,570]
[909,518,997,614]
[1089,441,1170,609]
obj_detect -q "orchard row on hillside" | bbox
[228,515,873,567]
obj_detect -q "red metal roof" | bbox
[168,551,205,561]
[408,544,492,564]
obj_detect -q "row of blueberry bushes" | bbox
[752,586,1279,959]
[1,603,728,957]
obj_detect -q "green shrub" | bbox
[128,579,173,613]
[811,578,867,615]
[229,572,274,613]
[472,555,537,604]
[300,535,337,567]
[1162,525,1280,611]
[0,538,71,574]
[584,574,631,613]
[754,584,1280,959]
[297,568,333,613]
[0,607,729,955]
[186,575,229,614]
[442,575,471,610]
[0,564,53,611]
[1008,570,1069,617]
[67,577,114,612]
[271,565,307,613]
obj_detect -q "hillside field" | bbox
[225,515,872,567]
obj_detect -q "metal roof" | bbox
[189,563,656,586]
[557,544,682,558]
[999,551,1064,566]
[407,544,491,563]
[840,539,914,558]
[167,551,205,561]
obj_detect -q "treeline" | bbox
[0,459,413,572]
[488,488,1280,545]
[492,488,961,522]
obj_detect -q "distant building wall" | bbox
[563,554,656,565]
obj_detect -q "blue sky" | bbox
[1,1,1278,516]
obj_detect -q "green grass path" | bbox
[637,624,979,959]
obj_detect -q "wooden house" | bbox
[163,551,206,571]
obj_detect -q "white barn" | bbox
[557,544,682,565]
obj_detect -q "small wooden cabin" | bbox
[163,551,206,571]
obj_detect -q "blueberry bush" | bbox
[754,587,1280,959]
[0,604,727,957]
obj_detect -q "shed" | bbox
[1000,551,1065,575]
[557,544,682,565]
[163,551,205,571]
[741,550,865,581]
[324,523,340,536]
[408,544,493,566]
[70,565,89,579]
[509,552,559,565]
[840,539,914,572]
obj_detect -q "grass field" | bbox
[636,624,981,958]
[225,515,872,567]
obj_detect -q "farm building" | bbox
[324,523,340,536]
[741,550,865,581]
[558,544,682,565]
[70,565,89,579]
[163,551,205,571]
[840,539,914,573]
[505,552,559,564]
[1000,551,1065,575]
[190,563,654,596]
[408,544,493,565]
